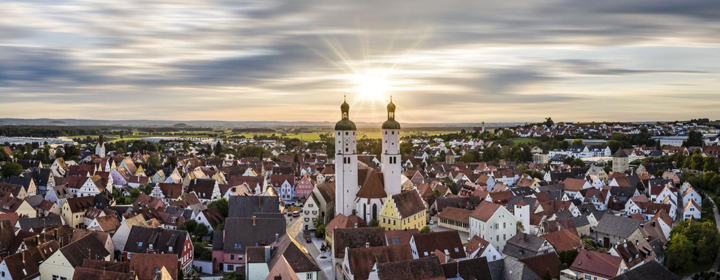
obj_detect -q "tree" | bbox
[689,153,704,171]
[194,223,209,238]
[214,141,223,156]
[665,233,694,271]
[543,269,552,280]
[368,219,380,227]
[148,154,162,170]
[420,226,432,233]
[208,198,229,217]
[315,224,326,238]
[704,156,718,173]
[179,219,198,233]
[0,147,9,161]
[544,117,554,127]
[684,130,704,147]
[570,139,584,146]
[0,162,22,178]
[557,250,578,267]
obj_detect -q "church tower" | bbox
[381,97,402,196]
[335,97,359,217]
[95,135,105,157]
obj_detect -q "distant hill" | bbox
[0,118,521,128]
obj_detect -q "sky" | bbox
[1,0,720,124]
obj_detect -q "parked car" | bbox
[306,237,312,243]
[292,211,300,217]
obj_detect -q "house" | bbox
[3,176,37,197]
[196,206,224,232]
[39,233,111,280]
[331,228,386,279]
[213,214,286,273]
[370,256,447,280]
[77,175,109,198]
[682,200,701,220]
[465,236,502,262]
[379,190,427,231]
[0,241,58,280]
[324,213,367,245]
[294,176,314,199]
[385,229,419,246]
[519,253,563,280]
[608,261,680,280]
[469,201,516,252]
[0,196,36,218]
[409,231,465,261]
[341,245,413,280]
[564,249,626,280]
[244,235,320,280]
[302,192,322,231]
[151,183,184,205]
[543,229,582,253]
[681,186,701,209]
[123,227,194,275]
[594,215,643,248]
[111,215,153,254]
[129,253,179,280]
[61,196,96,228]
[502,233,554,260]
[187,179,220,203]
[437,206,472,232]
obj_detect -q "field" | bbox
[511,137,536,145]
[68,128,462,142]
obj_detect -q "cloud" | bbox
[1,0,720,122]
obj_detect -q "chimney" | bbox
[275,233,279,243]
[252,216,257,226]
[365,242,370,248]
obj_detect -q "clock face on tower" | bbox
[344,137,350,145]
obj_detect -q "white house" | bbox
[683,200,701,220]
[682,187,701,209]
[469,201,516,253]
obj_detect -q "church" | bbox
[334,97,404,222]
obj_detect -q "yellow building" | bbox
[379,191,427,231]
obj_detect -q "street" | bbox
[286,218,334,280]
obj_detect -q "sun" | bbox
[352,74,388,101]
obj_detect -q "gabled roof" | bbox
[59,233,111,268]
[519,253,562,279]
[376,256,446,280]
[412,231,465,260]
[390,190,426,219]
[470,201,501,222]
[222,214,286,253]
[347,244,414,280]
[333,227,386,259]
[129,253,179,280]
[571,250,622,279]
[65,196,96,213]
[356,167,387,199]
[123,227,189,257]
[441,257,492,280]
[609,261,679,280]
[228,196,281,218]
[596,215,641,238]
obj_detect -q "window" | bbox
[307,274,313,280]
[234,243,242,249]
[138,242,143,247]
[230,254,234,260]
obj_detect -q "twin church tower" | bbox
[334,97,402,221]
